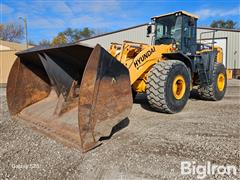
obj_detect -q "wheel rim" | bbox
[172,75,186,100]
[217,73,225,91]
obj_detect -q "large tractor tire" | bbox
[198,63,227,101]
[146,60,191,113]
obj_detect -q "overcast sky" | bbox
[1,0,240,43]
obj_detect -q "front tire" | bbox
[198,63,227,101]
[146,60,191,113]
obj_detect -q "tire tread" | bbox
[198,63,226,101]
[146,60,185,113]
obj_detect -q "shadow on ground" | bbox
[99,118,130,141]
[133,89,204,112]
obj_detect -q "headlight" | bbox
[172,43,178,50]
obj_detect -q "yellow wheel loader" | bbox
[7,11,226,152]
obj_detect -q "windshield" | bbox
[155,15,182,45]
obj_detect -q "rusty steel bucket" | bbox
[6,43,132,152]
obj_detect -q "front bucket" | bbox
[7,43,132,152]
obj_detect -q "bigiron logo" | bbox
[134,47,155,68]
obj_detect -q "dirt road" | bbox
[0,80,239,179]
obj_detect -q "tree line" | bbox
[40,27,95,46]
[0,23,96,46]
[0,19,238,45]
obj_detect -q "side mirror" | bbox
[147,24,152,37]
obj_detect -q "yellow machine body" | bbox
[109,41,175,93]
[6,10,227,152]
[197,46,223,64]
[109,41,223,93]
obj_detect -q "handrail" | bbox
[199,30,217,50]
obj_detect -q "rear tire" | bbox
[146,60,190,113]
[198,63,227,101]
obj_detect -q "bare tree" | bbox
[28,39,36,46]
[38,39,51,47]
[0,23,24,42]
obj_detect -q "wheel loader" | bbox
[6,11,226,152]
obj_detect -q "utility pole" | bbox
[19,17,28,48]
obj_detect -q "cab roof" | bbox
[151,10,199,20]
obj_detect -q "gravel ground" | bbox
[0,80,239,180]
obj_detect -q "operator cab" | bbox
[148,11,198,55]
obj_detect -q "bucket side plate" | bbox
[79,44,133,151]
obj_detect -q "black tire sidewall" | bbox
[165,63,190,113]
[213,64,227,100]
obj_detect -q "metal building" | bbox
[81,24,240,71]
[0,40,29,86]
